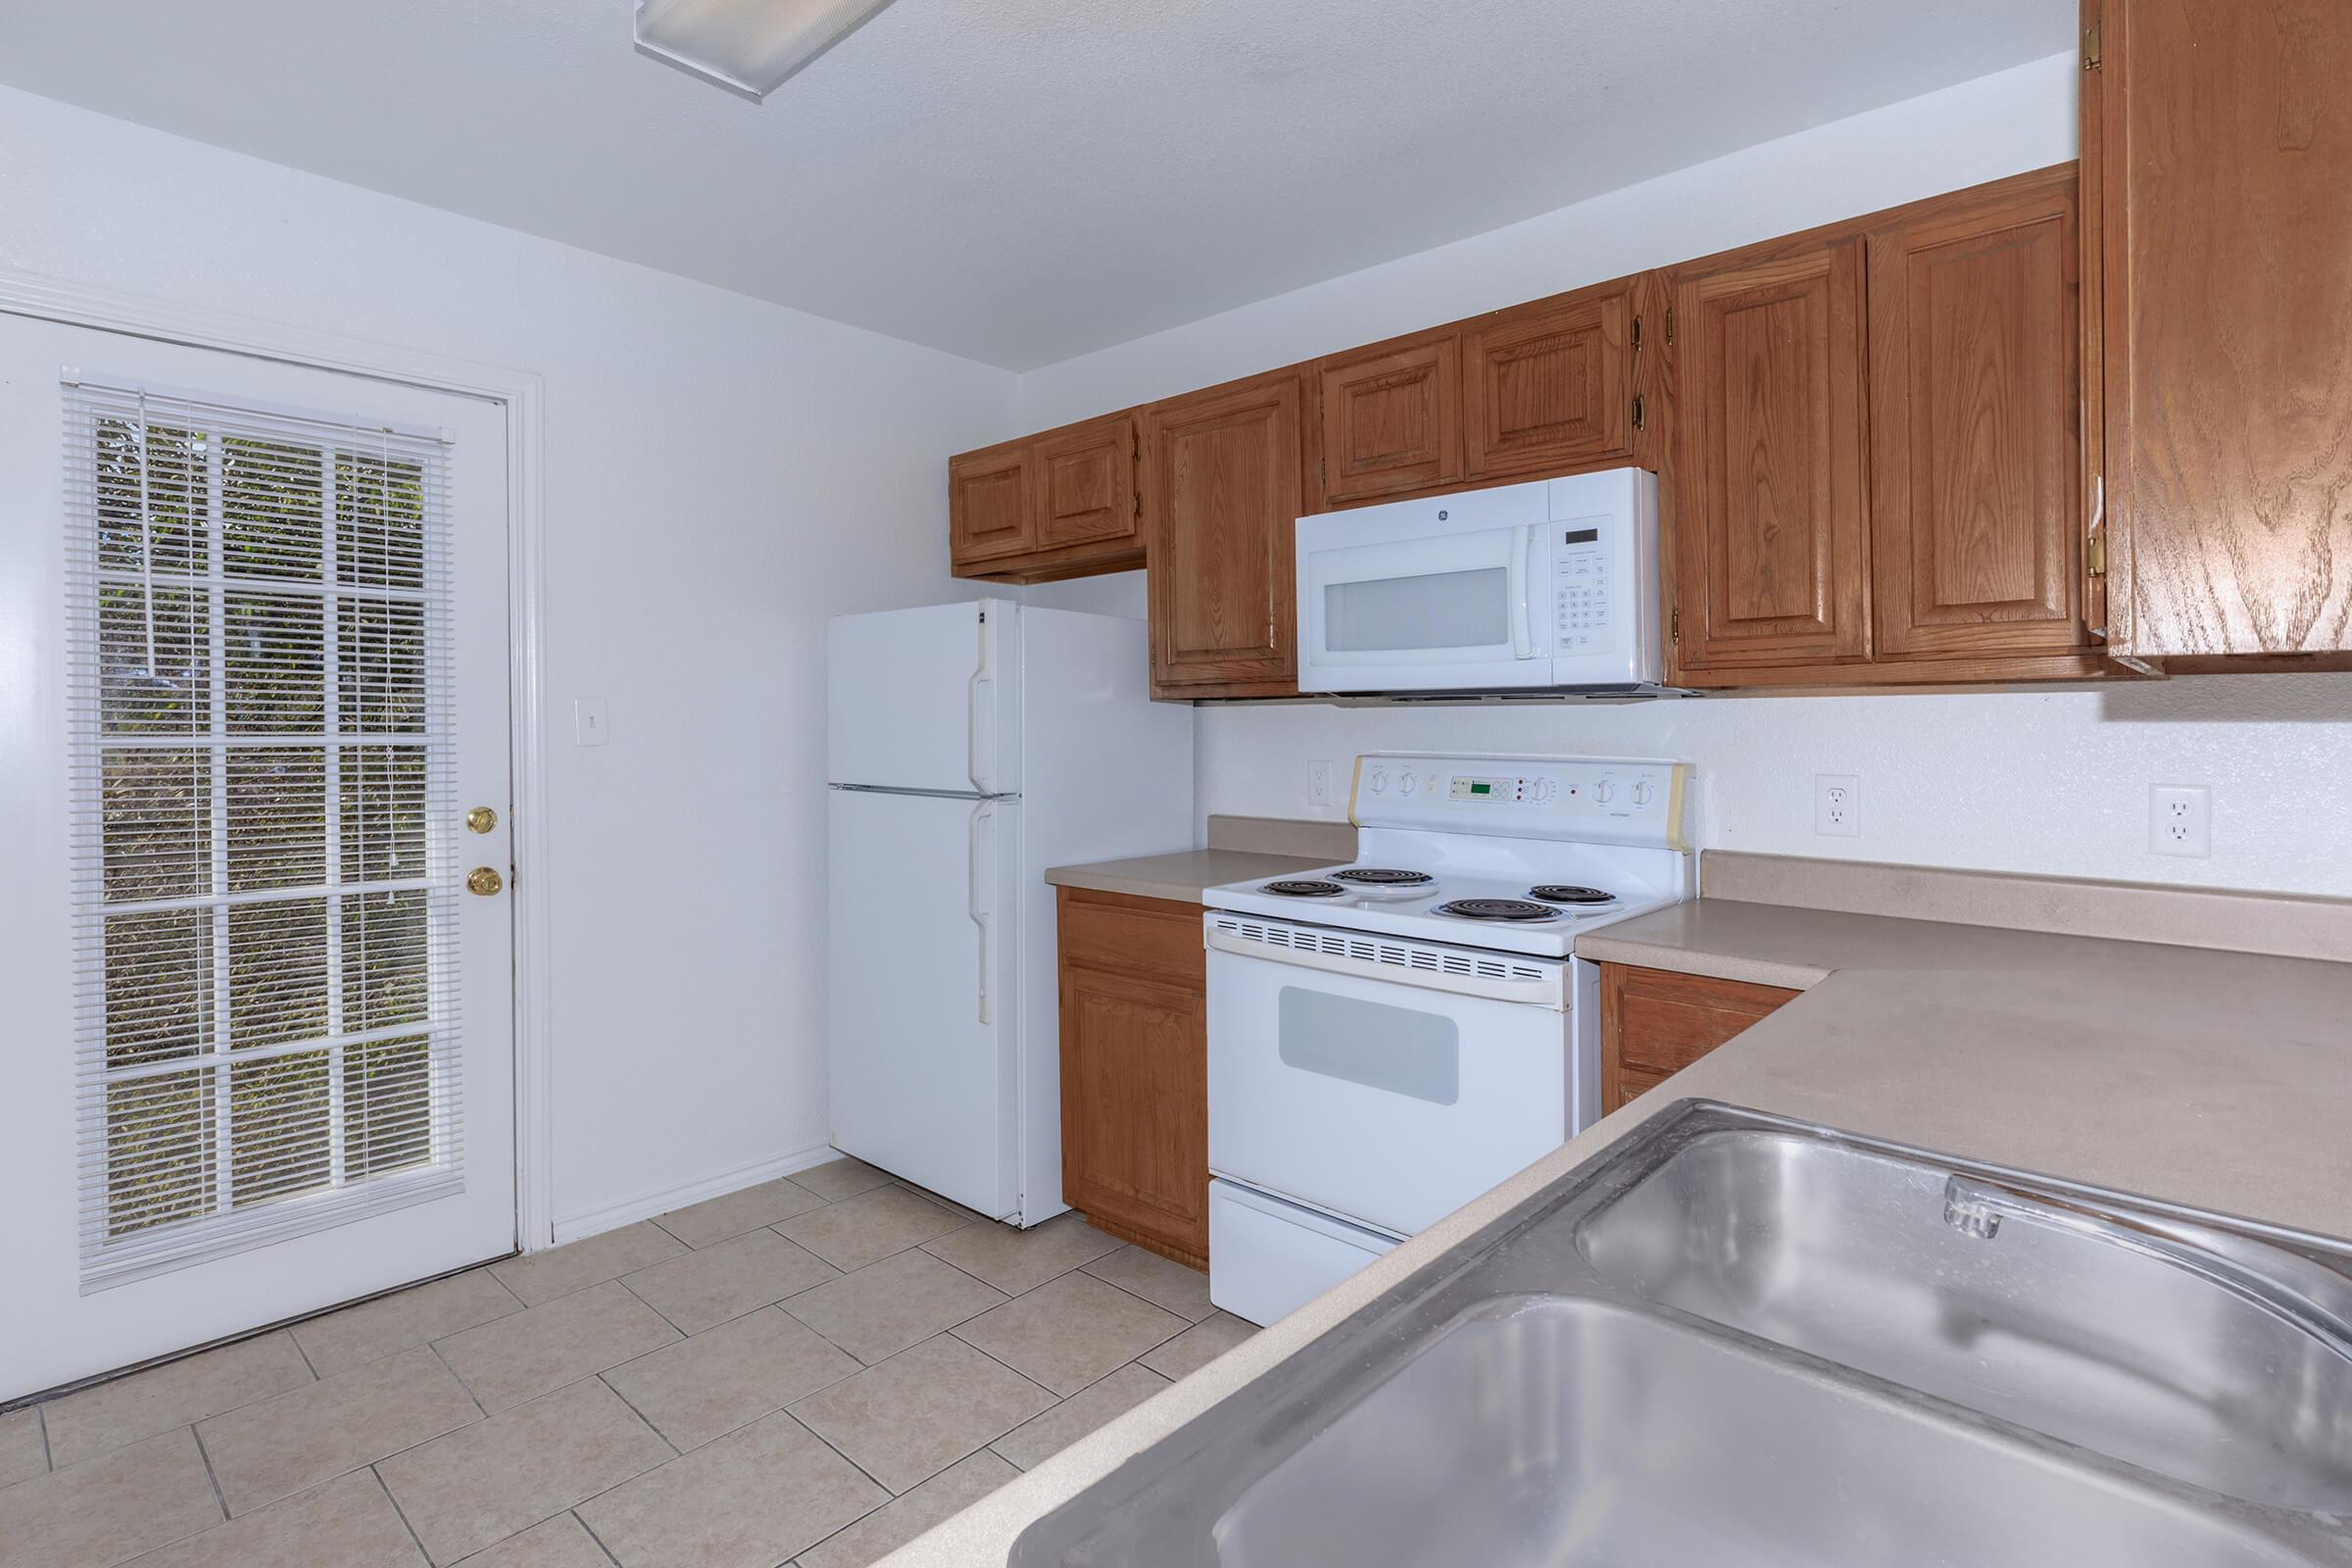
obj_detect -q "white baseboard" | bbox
[547,1141,842,1249]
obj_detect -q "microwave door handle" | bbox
[1510,523,1537,660]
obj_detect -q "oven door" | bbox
[1297,519,1551,691]
[1205,930,1573,1238]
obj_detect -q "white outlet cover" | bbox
[1308,760,1335,807]
[574,696,611,748]
[2149,783,2211,858]
[1814,773,1860,837]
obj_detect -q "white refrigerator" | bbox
[826,599,1194,1226]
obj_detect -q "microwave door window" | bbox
[1324,565,1510,654]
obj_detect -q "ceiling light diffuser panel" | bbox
[634,0,899,100]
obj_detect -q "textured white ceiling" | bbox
[0,1,2070,369]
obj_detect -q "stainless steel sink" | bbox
[1010,1102,2352,1566]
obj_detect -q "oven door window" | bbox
[1276,986,1460,1105]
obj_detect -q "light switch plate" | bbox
[573,697,611,748]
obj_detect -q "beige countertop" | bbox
[1043,813,1355,904]
[1043,847,1332,904]
[883,890,2352,1566]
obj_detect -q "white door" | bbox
[0,315,514,1400]
[825,599,1021,795]
[827,786,1018,1218]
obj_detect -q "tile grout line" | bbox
[35,1402,52,1475]
[779,1405,904,1504]
[188,1421,231,1521]
[426,1340,488,1420]
[369,1464,436,1567]
[571,1508,628,1568]
[594,1372,680,1458]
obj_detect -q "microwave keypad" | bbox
[1554,536,1610,649]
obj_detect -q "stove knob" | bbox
[1397,771,1418,795]
[1594,780,1616,805]
[1368,768,1389,794]
[1633,779,1655,806]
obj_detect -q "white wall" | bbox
[1016,53,2352,900]
[0,83,1021,1241]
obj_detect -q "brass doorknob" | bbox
[466,806,498,834]
[466,866,505,897]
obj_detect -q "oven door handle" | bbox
[1509,523,1538,661]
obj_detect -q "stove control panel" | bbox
[1354,754,1690,848]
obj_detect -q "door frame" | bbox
[0,267,559,1255]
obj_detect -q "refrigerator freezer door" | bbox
[827,600,1022,795]
[828,787,1021,1217]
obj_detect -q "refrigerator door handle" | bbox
[967,801,995,1025]
[967,611,997,794]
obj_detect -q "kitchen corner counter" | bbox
[1044,813,1355,904]
[1044,848,1331,905]
[882,891,2352,1568]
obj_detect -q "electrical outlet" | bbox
[1815,774,1860,837]
[2150,784,2211,858]
[1307,760,1336,807]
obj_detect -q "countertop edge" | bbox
[1572,929,1832,991]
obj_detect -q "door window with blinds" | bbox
[65,376,466,1291]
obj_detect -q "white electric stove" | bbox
[1200,753,1693,1326]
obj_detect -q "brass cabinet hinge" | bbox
[1631,315,1642,353]
[2083,21,2102,70]
[1670,606,1681,645]
[1664,307,1675,346]
[1631,394,1646,432]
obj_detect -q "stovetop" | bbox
[1202,753,1694,958]
[1203,860,1680,958]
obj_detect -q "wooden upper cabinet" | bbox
[948,439,1035,567]
[1035,413,1140,552]
[1463,280,1638,480]
[1868,168,2087,660]
[1672,237,1870,669]
[950,414,1144,581]
[2088,0,2352,660]
[1314,331,1462,506]
[1142,368,1307,699]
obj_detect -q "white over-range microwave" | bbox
[1295,467,1666,695]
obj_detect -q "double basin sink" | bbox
[1012,1102,2352,1565]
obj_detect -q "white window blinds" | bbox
[64,374,466,1293]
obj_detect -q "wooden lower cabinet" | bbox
[1598,962,1800,1115]
[1056,888,1209,1266]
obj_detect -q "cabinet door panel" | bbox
[1316,334,1460,505]
[1036,413,1139,552]
[1598,963,1798,1116]
[2098,0,2352,657]
[949,441,1034,567]
[1059,963,1208,1260]
[1871,172,2085,658]
[1675,240,1869,666]
[1144,369,1305,697]
[1463,285,1634,479]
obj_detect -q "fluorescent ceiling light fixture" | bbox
[634,0,899,101]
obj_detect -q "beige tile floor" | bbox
[0,1158,1254,1568]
